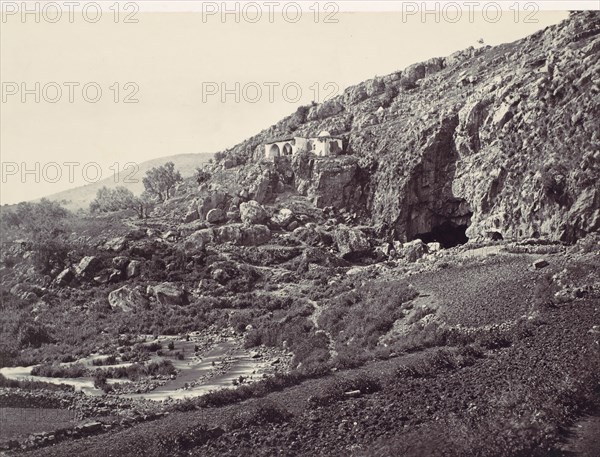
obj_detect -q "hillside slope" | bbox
[203,11,599,244]
[43,153,213,212]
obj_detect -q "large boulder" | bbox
[103,237,127,252]
[75,256,101,278]
[198,192,228,221]
[401,239,427,263]
[334,225,371,259]
[270,208,294,228]
[149,282,188,306]
[240,200,268,225]
[206,208,226,224]
[108,286,148,312]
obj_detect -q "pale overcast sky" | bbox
[0,6,570,204]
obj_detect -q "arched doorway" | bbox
[282,143,293,156]
[268,144,281,159]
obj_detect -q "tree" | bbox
[89,186,156,219]
[90,186,138,213]
[142,162,182,202]
[1,199,71,272]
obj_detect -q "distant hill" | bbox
[43,153,213,212]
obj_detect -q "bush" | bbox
[0,373,74,392]
[31,363,87,378]
[92,355,117,366]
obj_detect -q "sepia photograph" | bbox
[0,1,599,455]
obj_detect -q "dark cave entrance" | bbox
[413,220,470,249]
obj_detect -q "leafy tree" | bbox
[90,186,138,213]
[1,199,71,272]
[90,186,156,219]
[142,162,182,202]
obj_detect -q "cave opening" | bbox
[413,220,470,248]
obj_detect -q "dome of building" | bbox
[318,130,331,138]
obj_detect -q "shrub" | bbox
[92,355,117,366]
[31,363,87,378]
[0,373,74,392]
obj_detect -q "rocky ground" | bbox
[1,11,599,457]
[6,242,597,457]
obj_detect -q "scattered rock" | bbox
[108,269,123,283]
[427,242,442,253]
[401,239,427,263]
[270,208,294,228]
[55,268,74,286]
[75,256,101,278]
[240,200,268,225]
[206,208,226,224]
[108,286,148,312]
[126,260,141,279]
[533,259,549,269]
[149,282,188,306]
[112,256,129,271]
[334,225,371,259]
[198,192,228,221]
[344,390,362,398]
[103,237,127,252]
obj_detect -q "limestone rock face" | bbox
[108,286,148,312]
[208,12,600,244]
[240,200,268,225]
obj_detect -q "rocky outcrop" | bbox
[209,12,600,244]
[108,286,148,312]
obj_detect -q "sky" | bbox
[0,3,572,205]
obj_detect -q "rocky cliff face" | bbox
[210,12,599,244]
